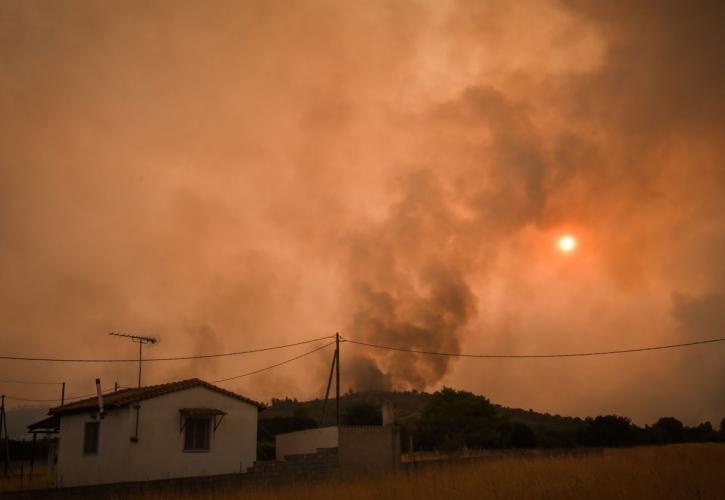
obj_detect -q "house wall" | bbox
[56,405,131,487]
[276,426,339,460]
[56,386,258,487]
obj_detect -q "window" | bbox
[184,417,210,451]
[83,421,100,455]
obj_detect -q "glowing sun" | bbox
[557,235,577,253]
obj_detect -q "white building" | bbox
[39,378,262,487]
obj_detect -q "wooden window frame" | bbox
[183,416,211,453]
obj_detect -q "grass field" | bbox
[3,443,724,499]
[0,462,54,493]
[142,443,724,500]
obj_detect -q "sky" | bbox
[1,0,724,425]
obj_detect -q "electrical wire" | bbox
[0,335,336,363]
[212,341,336,384]
[5,335,720,404]
[344,336,725,358]
[0,379,63,385]
[6,339,333,402]
[3,395,61,403]
[1,343,336,403]
[4,388,120,404]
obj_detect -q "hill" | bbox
[262,390,586,443]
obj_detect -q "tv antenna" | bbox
[109,331,157,442]
[109,332,157,387]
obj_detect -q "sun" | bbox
[557,235,577,253]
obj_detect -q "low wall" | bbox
[339,426,400,473]
[276,427,338,460]
[275,426,401,474]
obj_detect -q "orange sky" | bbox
[1,0,723,425]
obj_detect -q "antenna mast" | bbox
[109,332,157,442]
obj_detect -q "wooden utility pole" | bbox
[335,332,341,426]
[137,341,143,389]
[320,348,336,426]
[29,432,37,477]
[1,395,9,476]
[60,382,65,406]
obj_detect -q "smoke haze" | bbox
[1,0,724,425]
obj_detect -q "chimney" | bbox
[382,401,395,426]
[96,378,105,418]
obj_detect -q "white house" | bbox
[39,378,262,487]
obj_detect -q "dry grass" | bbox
[137,443,725,500]
[3,444,723,498]
[0,462,55,493]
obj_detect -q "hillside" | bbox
[262,390,586,439]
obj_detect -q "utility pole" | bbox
[321,333,343,427]
[137,340,142,388]
[60,382,65,406]
[1,395,9,476]
[109,332,157,443]
[335,332,340,426]
[320,347,336,426]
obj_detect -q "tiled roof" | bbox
[28,415,60,432]
[49,378,264,416]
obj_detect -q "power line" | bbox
[212,341,336,384]
[344,336,725,358]
[7,335,720,403]
[3,396,60,403]
[0,380,63,386]
[0,335,336,363]
[1,344,335,403]
[4,388,116,404]
[146,335,333,361]
[4,343,334,402]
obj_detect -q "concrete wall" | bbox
[56,386,258,487]
[339,426,400,473]
[276,427,338,460]
[275,425,401,475]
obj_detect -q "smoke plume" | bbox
[1,0,724,424]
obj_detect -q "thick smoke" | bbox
[1,0,724,424]
[342,86,551,390]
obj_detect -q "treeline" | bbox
[258,387,725,456]
[413,388,725,450]
[581,414,721,447]
[0,436,53,462]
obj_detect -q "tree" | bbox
[651,417,684,444]
[343,401,382,425]
[509,422,537,448]
[257,416,318,460]
[685,421,716,442]
[583,415,635,446]
[417,387,501,450]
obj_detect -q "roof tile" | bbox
[49,378,264,415]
